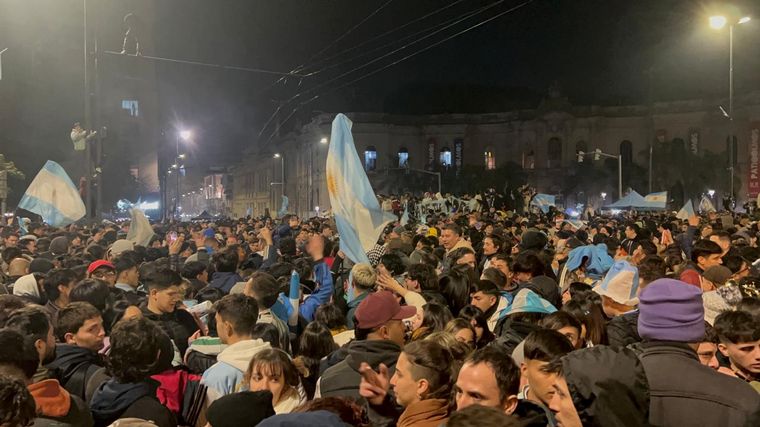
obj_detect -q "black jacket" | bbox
[640,342,760,427]
[46,344,105,401]
[562,346,650,427]
[139,304,198,357]
[607,310,641,349]
[90,379,176,427]
[319,339,402,427]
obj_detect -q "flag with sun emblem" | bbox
[326,114,396,264]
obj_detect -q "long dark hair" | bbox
[562,299,608,346]
[440,264,476,316]
[297,322,337,376]
[458,305,495,348]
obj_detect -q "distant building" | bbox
[231,89,760,218]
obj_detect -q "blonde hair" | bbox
[351,263,377,290]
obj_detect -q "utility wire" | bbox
[301,0,506,78]
[261,0,535,145]
[262,0,395,93]
[102,50,304,77]
[257,0,510,140]
[299,0,469,73]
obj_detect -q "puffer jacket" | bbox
[561,346,650,427]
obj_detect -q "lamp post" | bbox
[174,130,191,219]
[272,153,285,214]
[709,14,750,201]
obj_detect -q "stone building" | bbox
[231,89,760,218]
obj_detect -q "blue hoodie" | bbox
[209,271,243,294]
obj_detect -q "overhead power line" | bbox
[257,0,517,141]
[102,50,305,77]
[260,0,536,145]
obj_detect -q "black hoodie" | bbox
[561,346,650,427]
[46,344,105,401]
[90,378,176,427]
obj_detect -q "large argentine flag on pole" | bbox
[17,161,86,227]
[326,114,396,264]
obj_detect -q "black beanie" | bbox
[207,390,275,427]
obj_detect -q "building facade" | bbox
[231,89,760,218]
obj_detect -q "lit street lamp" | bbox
[319,137,328,144]
[271,153,285,214]
[708,14,750,201]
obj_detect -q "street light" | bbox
[173,129,193,219]
[319,137,328,144]
[709,14,751,202]
[709,15,727,29]
[178,153,186,159]
[600,192,607,200]
[708,189,716,197]
[180,130,192,141]
[271,153,285,214]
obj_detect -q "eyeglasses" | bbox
[92,270,116,279]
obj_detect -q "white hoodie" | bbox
[201,338,271,403]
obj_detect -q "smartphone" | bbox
[168,231,178,244]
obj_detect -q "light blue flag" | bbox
[699,195,716,213]
[246,206,253,217]
[400,207,409,226]
[531,193,556,214]
[326,114,396,264]
[17,218,29,235]
[644,191,668,209]
[18,161,85,227]
[676,200,695,220]
[277,195,289,218]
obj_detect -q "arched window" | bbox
[524,149,535,169]
[398,147,409,168]
[575,140,588,154]
[548,138,562,168]
[364,146,377,171]
[440,147,452,167]
[620,140,633,165]
[484,149,496,170]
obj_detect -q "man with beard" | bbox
[2,307,94,426]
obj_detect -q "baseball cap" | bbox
[108,239,135,258]
[87,260,115,275]
[355,291,417,329]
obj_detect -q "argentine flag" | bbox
[676,200,695,220]
[644,191,667,209]
[531,193,555,213]
[326,114,396,264]
[18,161,85,227]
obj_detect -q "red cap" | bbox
[87,260,115,274]
[355,291,417,329]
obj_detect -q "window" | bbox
[398,147,409,168]
[364,146,377,171]
[121,100,139,117]
[620,140,633,165]
[524,150,535,169]
[484,150,496,170]
[440,147,452,167]
[548,138,562,168]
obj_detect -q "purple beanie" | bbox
[637,278,705,343]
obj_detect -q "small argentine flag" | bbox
[644,191,667,208]
[531,193,555,213]
[676,200,695,220]
[18,161,86,227]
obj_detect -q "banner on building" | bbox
[426,138,437,171]
[688,128,699,154]
[454,138,464,174]
[749,122,760,198]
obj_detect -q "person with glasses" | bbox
[86,260,117,286]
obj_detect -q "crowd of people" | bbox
[1,203,760,426]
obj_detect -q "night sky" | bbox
[1,0,759,202]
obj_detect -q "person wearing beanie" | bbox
[206,390,275,427]
[637,278,760,426]
[701,265,743,325]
